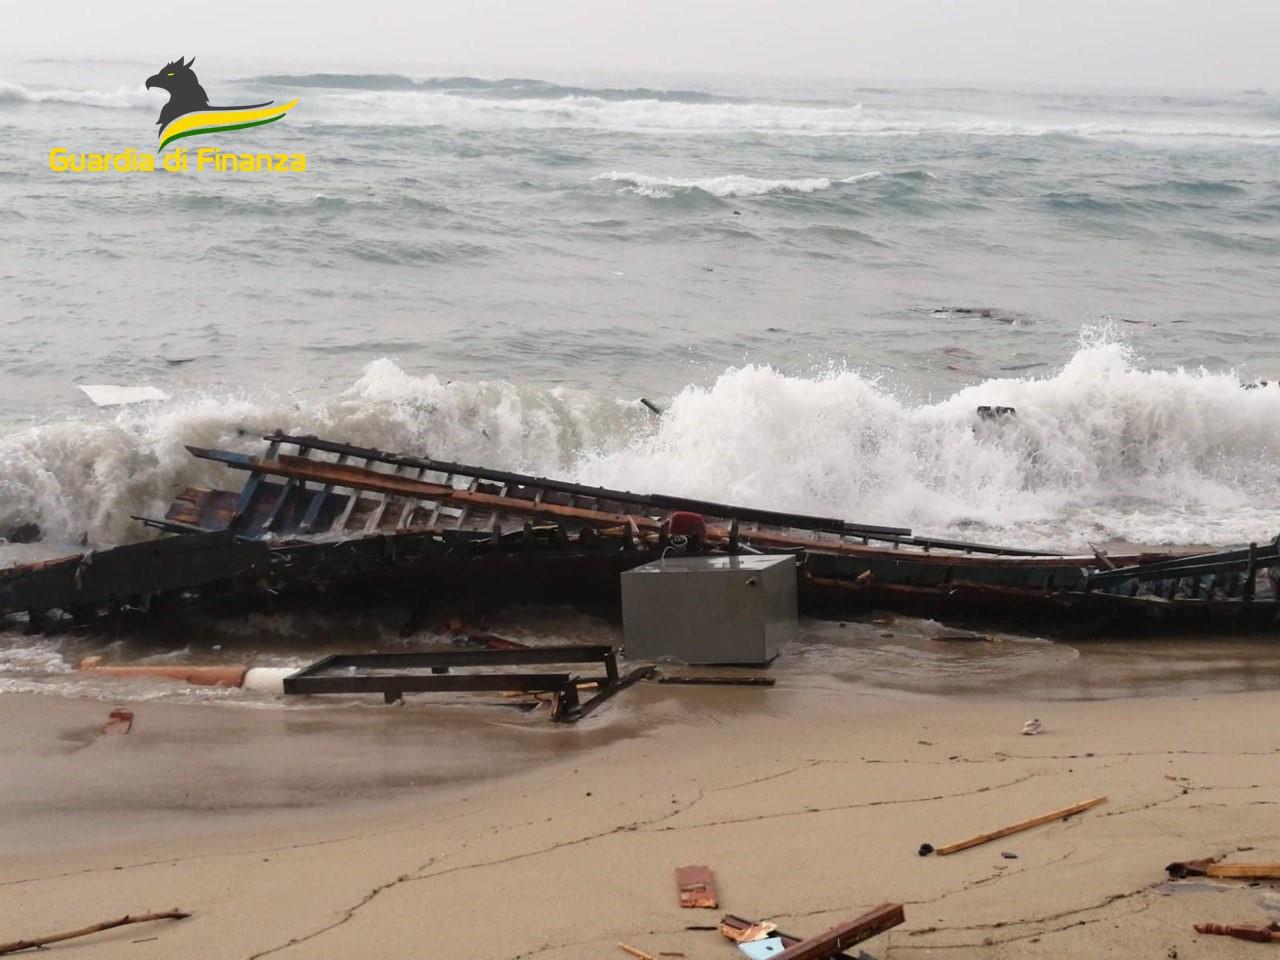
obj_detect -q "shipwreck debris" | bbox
[282,645,652,722]
[721,904,905,960]
[1192,922,1280,942]
[720,917,779,943]
[656,675,775,686]
[77,384,169,407]
[675,865,719,909]
[80,659,296,695]
[0,910,190,956]
[621,555,796,665]
[4,431,1277,640]
[927,796,1106,855]
[1167,858,1280,880]
[101,709,133,735]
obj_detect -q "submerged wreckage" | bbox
[4,432,1280,639]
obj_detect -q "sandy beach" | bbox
[2,681,1277,960]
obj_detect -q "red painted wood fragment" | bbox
[675,865,718,909]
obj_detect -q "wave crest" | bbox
[0,78,152,109]
[592,170,882,198]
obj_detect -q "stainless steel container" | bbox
[620,554,797,665]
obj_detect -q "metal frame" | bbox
[281,645,651,721]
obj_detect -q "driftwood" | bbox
[934,796,1106,855]
[0,910,190,956]
[617,943,658,960]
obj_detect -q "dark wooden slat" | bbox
[774,904,905,960]
[262,433,911,538]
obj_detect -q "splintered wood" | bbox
[675,865,718,909]
[718,904,905,960]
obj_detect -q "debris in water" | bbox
[77,384,169,406]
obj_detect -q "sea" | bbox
[2,57,1279,704]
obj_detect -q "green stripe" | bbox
[159,113,286,151]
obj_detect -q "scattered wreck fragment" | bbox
[720,904,905,959]
[281,645,653,721]
[1193,922,1280,942]
[922,796,1106,856]
[3,432,1280,637]
[675,865,719,909]
[1167,858,1280,880]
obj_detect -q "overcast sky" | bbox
[5,0,1277,91]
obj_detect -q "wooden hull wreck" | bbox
[2,432,1278,637]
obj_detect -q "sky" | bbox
[4,0,1278,90]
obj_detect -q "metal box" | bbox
[620,554,797,665]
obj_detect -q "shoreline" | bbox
[2,685,1278,958]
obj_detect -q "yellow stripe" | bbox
[160,99,299,144]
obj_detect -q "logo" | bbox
[145,56,298,150]
[48,56,305,174]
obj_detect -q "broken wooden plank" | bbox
[773,903,905,960]
[187,448,663,533]
[1205,863,1280,879]
[1169,858,1280,880]
[675,865,719,909]
[1193,922,1280,942]
[932,796,1106,855]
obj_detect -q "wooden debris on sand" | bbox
[0,910,190,956]
[675,865,719,908]
[930,796,1106,856]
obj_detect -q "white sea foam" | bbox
[296,88,1280,141]
[3,341,1280,552]
[0,78,152,109]
[592,170,883,198]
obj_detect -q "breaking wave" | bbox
[299,88,1280,140]
[5,338,1280,553]
[593,170,883,198]
[0,78,151,109]
[248,73,733,103]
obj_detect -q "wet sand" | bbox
[2,681,1278,959]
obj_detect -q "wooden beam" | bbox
[774,903,905,960]
[934,796,1106,856]
[189,448,661,533]
[1204,863,1280,879]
